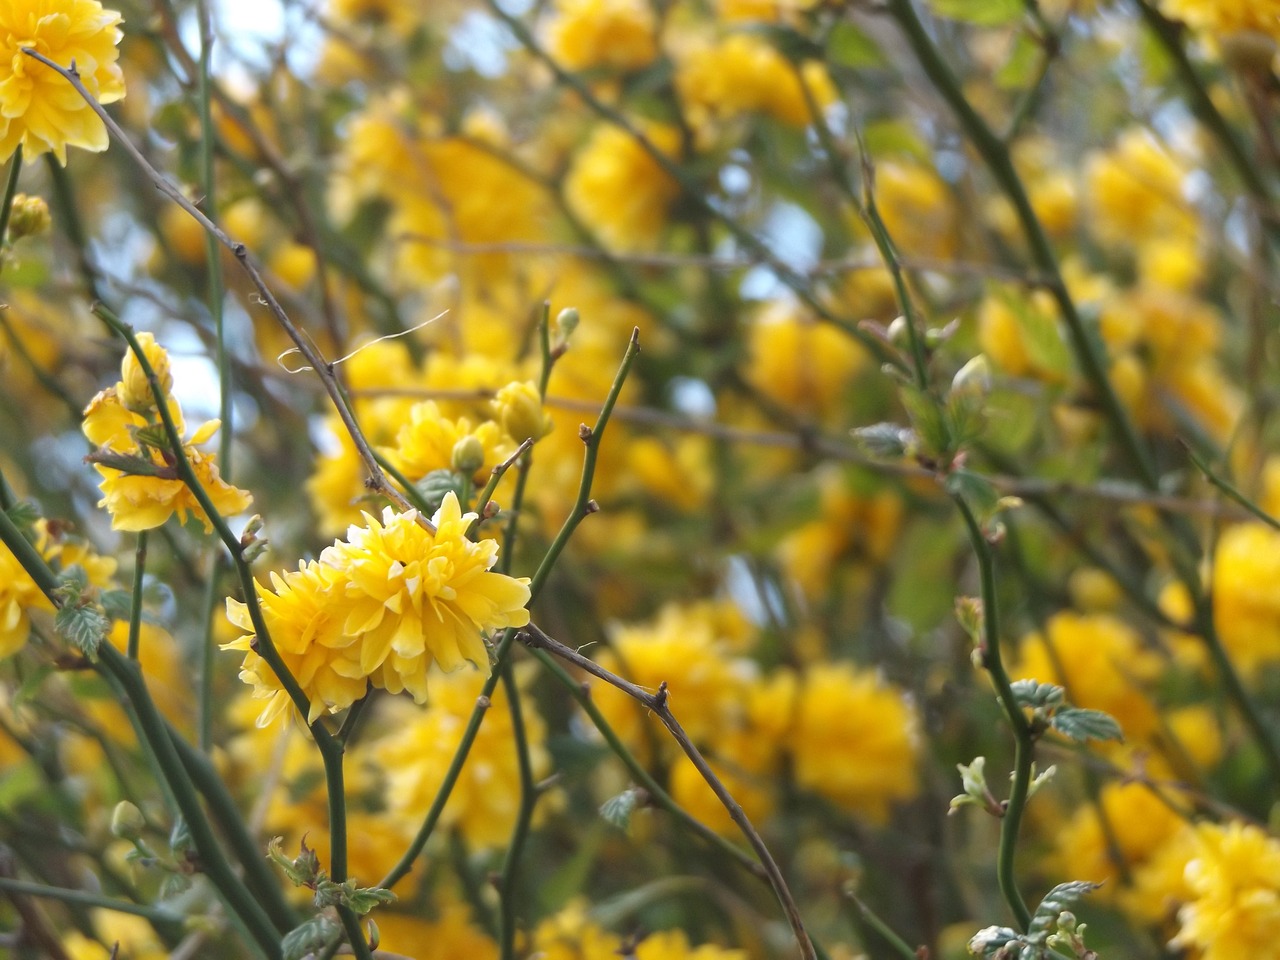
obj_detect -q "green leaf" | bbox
[1009,679,1064,711]
[1049,707,1123,743]
[900,385,951,459]
[54,604,109,660]
[600,788,643,833]
[945,470,1000,519]
[1029,881,1102,941]
[99,589,135,623]
[414,469,471,516]
[967,925,1022,958]
[4,500,39,528]
[996,32,1042,89]
[281,916,341,960]
[930,0,1024,26]
[827,22,885,68]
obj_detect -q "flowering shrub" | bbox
[0,0,1279,958]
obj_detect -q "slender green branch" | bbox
[198,554,223,751]
[0,876,182,924]
[953,495,1032,930]
[1183,442,1280,531]
[0,145,22,255]
[885,0,1158,489]
[846,890,919,960]
[497,667,537,960]
[126,531,147,660]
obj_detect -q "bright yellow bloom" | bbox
[0,0,126,164]
[564,121,681,252]
[1209,523,1280,677]
[490,380,554,445]
[545,0,658,72]
[1159,0,1280,40]
[676,34,836,134]
[1086,129,1199,248]
[118,331,172,412]
[322,493,531,702]
[224,561,366,727]
[373,668,551,849]
[528,902,746,960]
[745,301,866,419]
[791,662,919,821]
[1174,821,1280,960]
[0,533,53,657]
[871,160,959,260]
[375,896,498,959]
[392,400,512,484]
[81,385,251,532]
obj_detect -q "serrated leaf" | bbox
[1049,707,1123,743]
[1028,881,1102,941]
[414,469,470,515]
[1009,679,1064,711]
[600,788,642,833]
[930,0,1023,26]
[54,604,109,660]
[968,925,1022,958]
[4,501,39,528]
[281,915,341,960]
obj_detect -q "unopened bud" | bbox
[492,381,553,444]
[120,332,173,413]
[451,435,485,475]
[111,800,146,841]
[951,354,992,398]
[7,194,49,240]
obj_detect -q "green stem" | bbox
[886,0,1157,489]
[126,531,147,660]
[846,891,919,960]
[953,495,1033,931]
[497,667,537,960]
[198,554,222,751]
[0,145,22,254]
[0,876,182,924]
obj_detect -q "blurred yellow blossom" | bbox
[746,302,866,419]
[1173,821,1280,960]
[1210,522,1280,677]
[392,400,512,484]
[545,0,658,72]
[0,0,125,164]
[1086,129,1199,249]
[1159,0,1280,40]
[565,121,681,252]
[792,662,919,821]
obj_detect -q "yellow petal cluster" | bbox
[392,400,512,484]
[545,0,658,73]
[1173,821,1280,960]
[81,336,251,532]
[224,493,531,725]
[0,0,126,164]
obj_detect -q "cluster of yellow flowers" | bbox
[224,492,532,725]
[81,334,251,532]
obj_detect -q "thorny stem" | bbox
[953,495,1033,931]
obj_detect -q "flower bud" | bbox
[7,194,50,240]
[120,332,173,413]
[553,306,579,346]
[110,800,145,841]
[492,381,553,444]
[451,435,485,475]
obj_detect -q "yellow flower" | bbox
[224,561,366,727]
[81,386,251,532]
[322,493,531,702]
[1159,0,1280,40]
[545,0,658,72]
[1209,523,1280,677]
[564,121,681,252]
[528,903,746,960]
[1174,821,1280,960]
[375,896,498,959]
[1011,611,1163,743]
[118,331,172,412]
[745,301,866,419]
[676,33,836,134]
[392,400,512,484]
[490,381,554,445]
[1086,129,1199,248]
[791,662,919,821]
[372,668,551,850]
[0,0,125,163]
[0,533,53,657]
[870,160,959,260]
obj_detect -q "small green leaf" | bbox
[281,915,341,960]
[827,21,885,68]
[1029,881,1102,941]
[1009,679,1064,711]
[414,469,470,515]
[99,589,135,623]
[996,32,1042,89]
[600,788,643,833]
[1049,707,1123,743]
[4,500,39,528]
[930,0,1024,26]
[54,604,109,660]
[851,422,913,458]
[967,925,1022,958]
[900,385,951,459]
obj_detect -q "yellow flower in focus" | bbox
[565,121,681,252]
[1173,821,1280,960]
[118,331,172,412]
[224,561,366,727]
[1210,522,1280,677]
[545,0,657,72]
[1012,612,1162,743]
[676,34,836,134]
[746,301,866,419]
[792,662,919,821]
[82,386,251,532]
[373,669,551,850]
[322,493,531,702]
[0,0,125,164]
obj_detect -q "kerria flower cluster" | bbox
[0,0,126,164]
[224,492,531,726]
[81,333,251,532]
